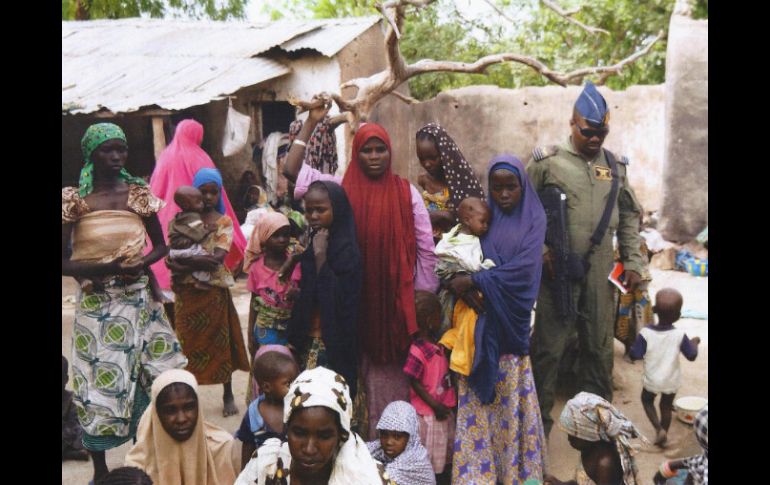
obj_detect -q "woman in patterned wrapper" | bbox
[62,123,188,484]
[165,167,251,418]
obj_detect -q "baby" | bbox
[435,197,495,376]
[167,186,217,289]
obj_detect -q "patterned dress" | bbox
[62,185,188,451]
[172,214,250,384]
[452,355,546,484]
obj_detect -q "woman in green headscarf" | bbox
[62,123,188,484]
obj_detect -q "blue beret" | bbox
[574,81,609,127]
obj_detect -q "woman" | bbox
[447,155,548,483]
[62,123,188,483]
[125,369,241,485]
[235,366,392,485]
[415,122,484,213]
[545,392,647,485]
[284,101,438,438]
[149,119,246,297]
[166,167,250,417]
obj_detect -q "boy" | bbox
[630,288,700,447]
[235,350,299,468]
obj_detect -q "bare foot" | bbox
[655,429,668,447]
[223,394,239,417]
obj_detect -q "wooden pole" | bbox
[152,116,167,161]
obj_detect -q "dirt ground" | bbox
[62,268,707,484]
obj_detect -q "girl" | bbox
[367,401,436,485]
[243,212,302,402]
[288,181,361,398]
[415,122,484,213]
[166,167,250,417]
[125,369,240,485]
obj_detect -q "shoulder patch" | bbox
[532,145,559,162]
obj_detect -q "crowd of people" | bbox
[62,82,707,485]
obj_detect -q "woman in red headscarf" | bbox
[148,119,246,304]
[283,102,438,438]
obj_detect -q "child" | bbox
[242,212,301,400]
[545,392,648,485]
[287,181,361,397]
[429,210,456,245]
[630,288,700,447]
[367,400,437,485]
[403,291,456,479]
[435,197,495,375]
[235,351,299,469]
[653,405,707,485]
[167,185,219,290]
[62,356,89,461]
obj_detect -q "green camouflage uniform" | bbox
[526,138,644,433]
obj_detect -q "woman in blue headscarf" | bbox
[447,155,548,484]
[166,167,250,418]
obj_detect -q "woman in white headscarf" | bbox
[125,369,241,485]
[236,366,393,485]
[367,401,436,485]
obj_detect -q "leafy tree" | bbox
[62,0,246,20]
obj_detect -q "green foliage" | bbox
[61,0,247,20]
[253,0,679,99]
[692,0,708,19]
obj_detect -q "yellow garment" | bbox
[438,298,477,376]
[125,369,240,485]
[70,210,146,265]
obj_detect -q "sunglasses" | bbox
[578,126,610,138]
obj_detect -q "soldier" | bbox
[527,81,645,436]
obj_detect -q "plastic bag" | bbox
[222,101,251,157]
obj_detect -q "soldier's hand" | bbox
[623,270,642,291]
[543,249,556,280]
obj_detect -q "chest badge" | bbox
[594,166,612,181]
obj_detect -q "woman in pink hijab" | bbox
[148,119,246,297]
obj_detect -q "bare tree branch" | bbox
[389,90,420,104]
[292,2,662,132]
[480,0,518,24]
[541,0,610,36]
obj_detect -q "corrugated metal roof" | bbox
[62,17,381,115]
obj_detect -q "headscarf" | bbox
[148,119,245,289]
[243,212,291,271]
[683,405,708,484]
[192,168,226,214]
[125,369,238,485]
[367,401,436,485]
[289,116,339,175]
[468,155,546,403]
[288,181,361,396]
[574,81,610,127]
[79,123,146,197]
[416,122,484,211]
[559,392,648,485]
[236,366,388,485]
[342,123,417,365]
